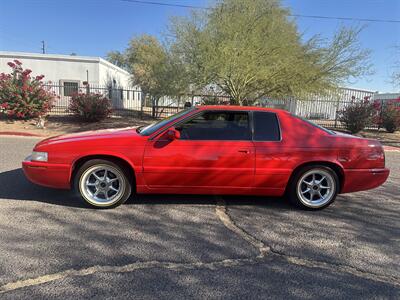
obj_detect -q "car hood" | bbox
[35,127,141,147]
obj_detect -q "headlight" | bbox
[31,151,48,162]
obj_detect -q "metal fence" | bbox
[46,83,232,119]
[258,88,377,130]
[46,83,381,130]
[46,83,146,117]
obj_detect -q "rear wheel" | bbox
[74,159,132,208]
[288,165,338,210]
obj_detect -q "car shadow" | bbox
[0,168,291,209]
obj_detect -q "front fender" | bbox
[69,151,137,183]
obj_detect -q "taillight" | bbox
[367,144,385,168]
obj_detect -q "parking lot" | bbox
[0,136,399,299]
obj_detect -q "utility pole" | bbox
[41,41,45,54]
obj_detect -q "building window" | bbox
[63,81,79,96]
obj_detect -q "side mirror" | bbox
[166,127,181,140]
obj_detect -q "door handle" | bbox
[238,149,250,154]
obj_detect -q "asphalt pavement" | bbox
[0,136,399,299]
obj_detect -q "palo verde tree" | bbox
[106,51,128,69]
[391,46,400,88]
[125,35,187,116]
[169,0,372,105]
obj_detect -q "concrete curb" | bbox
[384,146,400,152]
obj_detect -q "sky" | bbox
[0,0,399,92]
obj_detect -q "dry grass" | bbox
[356,130,400,147]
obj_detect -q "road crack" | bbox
[215,197,400,288]
[1,198,398,294]
[215,199,269,257]
[0,258,263,294]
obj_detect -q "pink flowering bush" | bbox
[338,96,375,133]
[0,60,55,119]
[69,92,112,122]
[374,98,400,133]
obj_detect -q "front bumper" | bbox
[22,156,71,189]
[341,168,390,193]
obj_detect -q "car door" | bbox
[142,110,255,191]
[252,111,291,195]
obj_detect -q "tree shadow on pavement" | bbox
[0,167,398,299]
[0,168,82,208]
[0,168,291,209]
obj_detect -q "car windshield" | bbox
[138,107,196,136]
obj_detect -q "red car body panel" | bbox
[22,161,71,189]
[22,106,389,197]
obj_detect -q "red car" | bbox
[22,106,389,209]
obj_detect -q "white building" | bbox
[0,51,141,110]
[372,93,400,102]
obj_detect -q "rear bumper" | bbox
[341,168,390,193]
[22,156,71,189]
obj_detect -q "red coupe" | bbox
[22,106,389,209]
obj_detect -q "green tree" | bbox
[106,51,128,69]
[394,72,400,88]
[392,46,400,88]
[126,35,187,116]
[170,0,371,105]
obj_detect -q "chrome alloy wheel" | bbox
[296,169,336,208]
[79,165,126,206]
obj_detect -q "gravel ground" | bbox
[0,136,399,299]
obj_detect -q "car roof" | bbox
[196,105,288,114]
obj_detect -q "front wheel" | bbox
[287,166,339,210]
[74,159,132,208]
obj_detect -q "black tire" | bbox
[73,159,132,209]
[287,165,339,210]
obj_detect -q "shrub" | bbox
[0,60,55,119]
[69,92,112,122]
[381,99,400,133]
[372,98,400,133]
[338,97,375,133]
[201,95,230,105]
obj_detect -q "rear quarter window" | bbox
[253,112,281,141]
[290,114,334,135]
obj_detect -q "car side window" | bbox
[253,112,281,141]
[177,111,251,140]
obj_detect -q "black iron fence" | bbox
[46,83,383,130]
[46,83,146,117]
[45,83,232,119]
